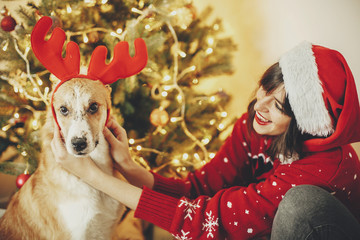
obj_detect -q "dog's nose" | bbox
[71,137,87,152]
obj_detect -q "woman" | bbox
[52,41,360,239]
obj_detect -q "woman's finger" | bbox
[106,118,123,138]
[103,127,120,146]
[52,127,67,158]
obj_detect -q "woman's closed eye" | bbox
[275,100,285,113]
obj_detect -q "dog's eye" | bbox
[88,103,98,114]
[59,106,69,116]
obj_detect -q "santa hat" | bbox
[279,41,359,139]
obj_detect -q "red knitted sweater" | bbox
[134,113,360,239]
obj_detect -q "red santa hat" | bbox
[279,41,360,149]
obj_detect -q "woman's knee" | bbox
[272,185,360,240]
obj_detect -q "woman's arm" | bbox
[82,162,142,210]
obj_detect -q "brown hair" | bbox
[247,63,305,161]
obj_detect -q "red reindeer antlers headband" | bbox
[31,16,148,129]
[31,16,148,83]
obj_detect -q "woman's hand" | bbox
[103,117,134,172]
[103,116,155,189]
[51,126,100,182]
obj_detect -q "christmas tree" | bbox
[0,0,236,181]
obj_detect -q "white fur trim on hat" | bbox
[279,41,334,136]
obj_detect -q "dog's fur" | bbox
[0,79,124,240]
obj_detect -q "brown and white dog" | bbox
[0,79,124,240]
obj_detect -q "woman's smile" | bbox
[255,111,272,125]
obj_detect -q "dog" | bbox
[0,78,124,240]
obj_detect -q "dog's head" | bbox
[52,78,111,156]
[31,16,147,156]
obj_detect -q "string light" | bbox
[84,0,96,5]
[2,125,11,131]
[129,139,135,144]
[163,85,172,91]
[159,128,167,135]
[12,39,49,104]
[66,4,72,13]
[163,75,171,82]
[32,119,39,130]
[172,159,180,165]
[221,111,228,117]
[207,37,214,45]
[2,40,8,51]
[44,87,50,95]
[178,51,186,58]
[218,123,225,130]
[206,48,213,55]
[131,7,143,15]
[83,34,89,43]
[171,117,182,123]
[176,94,183,102]
[201,137,210,145]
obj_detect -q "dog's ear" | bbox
[105,84,112,94]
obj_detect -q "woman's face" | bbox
[253,85,291,136]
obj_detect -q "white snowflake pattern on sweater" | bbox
[178,199,201,221]
[173,230,192,240]
[202,210,219,238]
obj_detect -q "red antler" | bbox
[87,38,148,84]
[31,16,80,81]
[31,16,148,85]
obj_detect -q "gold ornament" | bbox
[150,108,169,127]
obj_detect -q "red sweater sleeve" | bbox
[152,114,258,199]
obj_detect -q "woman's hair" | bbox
[247,62,305,161]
